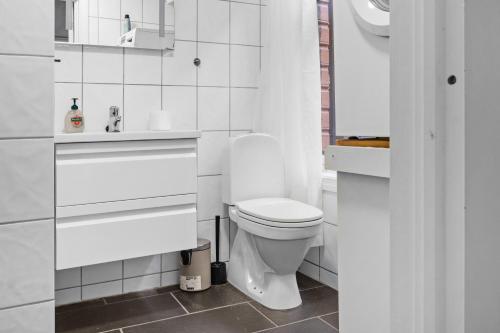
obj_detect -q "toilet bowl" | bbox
[222,134,323,310]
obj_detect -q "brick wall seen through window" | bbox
[318,0,334,150]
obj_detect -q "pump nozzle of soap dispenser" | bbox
[71,98,79,110]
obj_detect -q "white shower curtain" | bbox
[254,0,323,207]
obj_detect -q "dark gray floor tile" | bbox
[321,312,339,329]
[55,298,105,315]
[123,303,274,333]
[104,285,179,304]
[251,286,339,325]
[297,272,323,290]
[172,283,250,312]
[55,293,185,333]
[262,318,337,333]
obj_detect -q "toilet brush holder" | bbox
[211,215,227,285]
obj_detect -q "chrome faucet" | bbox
[106,106,121,132]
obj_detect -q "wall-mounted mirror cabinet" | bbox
[55,0,175,50]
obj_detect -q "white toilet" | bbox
[222,133,323,310]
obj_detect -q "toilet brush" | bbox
[211,215,227,285]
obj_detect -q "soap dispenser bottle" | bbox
[64,98,85,133]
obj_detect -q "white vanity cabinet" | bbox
[54,131,201,270]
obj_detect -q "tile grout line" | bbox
[317,315,338,330]
[113,300,252,332]
[298,285,327,292]
[246,302,278,327]
[252,316,320,333]
[252,311,339,333]
[169,292,189,314]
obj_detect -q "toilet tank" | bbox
[222,134,285,205]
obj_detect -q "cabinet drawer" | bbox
[56,195,197,269]
[56,139,197,206]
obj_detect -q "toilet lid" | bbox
[236,198,323,224]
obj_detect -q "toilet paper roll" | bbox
[149,110,171,131]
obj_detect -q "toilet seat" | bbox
[230,198,323,240]
[236,198,323,228]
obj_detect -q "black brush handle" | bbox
[215,215,220,263]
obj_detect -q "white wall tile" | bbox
[83,46,123,83]
[0,0,53,56]
[323,191,338,225]
[124,85,162,131]
[298,260,320,281]
[142,22,159,31]
[230,45,260,87]
[0,220,54,309]
[162,41,197,85]
[161,271,179,287]
[198,87,230,131]
[320,223,338,274]
[320,268,338,290]
[121,0,143,22]
[230,88,257,130]
[82,280,123,300]
[89,17,99,44]
[76,0,90,44]
[55,44,83,83]
[0,140,54,224]
[55,268,82,290]
[82,261,123,285]
[124,274,161,293]
[162,252,180,272]
[230,130,252,137]
[55,288,82,306]
[198,131,229,176]
[0,301,54,333]
[54,83,83,133]
[238,0,261,4]
[89,0,99,16]
[197,176,226,221]
[0,56,54,138]
[197,218,230,262]
[198,43,229,87]
[124,255,161,278]
[230,2,260,46]
[198,0,230,43]
[124,49,162,84]
[98,18,122,45]
[162,86,197,130]
[99,0,121,19]
[174,0,197,41]
[143,0,160,24]
[260,5,268,47]
[83,84,124,132]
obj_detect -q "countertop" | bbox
[54,130,202,143]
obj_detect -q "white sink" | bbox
[54,130,201,143]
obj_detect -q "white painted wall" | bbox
[464,1,500,331]
[391,0,500,332]
[445,0,465,331]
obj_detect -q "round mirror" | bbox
[350,0,390,37]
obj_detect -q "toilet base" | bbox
[228,228,302,310]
